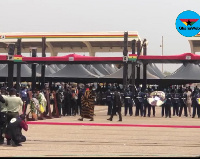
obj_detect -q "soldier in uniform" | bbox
[124,87,133,116]
[135,87,143,117]
[105,88,114,115]
[172,88,180,116]
[143,89,150,117]
[161,88,167,117]
[179,88,187,117]
[192,88,200,118]
[165,89,172,118]
[107,88,122,121]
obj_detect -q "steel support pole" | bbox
[136,40,141,88]
[131,39,136,96]
[31,49,37,92]
[7,44,15,90]
[123,31,128,91]
[143,42,147,90]
[16,38,22,93]
[41,37,46,89]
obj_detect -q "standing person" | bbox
[36,89,47,120]
[77,87,84,116]
[56,87,64,116]
[63,88,72,116]
[165,89,172,118]
[105,88,114,115]
[124,87,133,116]
[161,88,167,117]
[71,87,78,116]
[78,85,96,121]
[6,88,23,145]
[143,89,150,117]
[20,85,29,115]
[172,89,180,116]
[107,88,122,121]
[135,87,144,117]
[179,89,187,117]
[0,87,7,145]
[192,89,200,118]
[186,87,192,117]
[5,114,28,147]
[6,88,23,124]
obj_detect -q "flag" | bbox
[13,55,22,62]
[128,54,137,62]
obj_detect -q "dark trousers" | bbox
[179,103,188,117]
[192,103,200,118]
[148,105,155,117]
[165,104,171,117]
[143,104,149,117]
[0,112,7,143]
[57,102,63,116]
[173,103,179,116]
[22,98,28,115]
[7,112,19,124]
[124,103,133,116]
[107,101,113,115]
[135,102,143,116]
[7,135,26,145]
[71,100,77,116]
[161,104,165,117]
[110,106,122,121]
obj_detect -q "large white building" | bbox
[188,33,200,53]
[0,31,140,56]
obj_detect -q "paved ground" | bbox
[1,105,200,157]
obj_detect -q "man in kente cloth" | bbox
[78,85,96,121]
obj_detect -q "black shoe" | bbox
[107,118,112,121]
[89,118,94,121]
[118,119,122,121]
[78,118,83,121]
[0,141,4,145]
[192,116,195,118]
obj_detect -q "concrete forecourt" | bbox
[0,106,200,157]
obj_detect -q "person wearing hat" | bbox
[0,87,7,145]
[5,114,28,147]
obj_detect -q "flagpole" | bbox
[162,36,163,73]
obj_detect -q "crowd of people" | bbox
[0,82,200,146]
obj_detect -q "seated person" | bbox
[5,114,28,147]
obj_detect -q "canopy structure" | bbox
[165,63,200,80]
[0,64,40,77]
[147,63,165,79]
[102,64,159,81]
[47,64,99,81]
[82,64,105,77]
[36,64,56,76]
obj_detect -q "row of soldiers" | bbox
[103,85,200,118]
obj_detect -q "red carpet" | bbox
[26,121,200,128]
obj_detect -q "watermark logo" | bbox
[176,10,200,37]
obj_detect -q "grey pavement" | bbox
[1,105,200,157]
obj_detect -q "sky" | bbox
[0,0,199,73]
